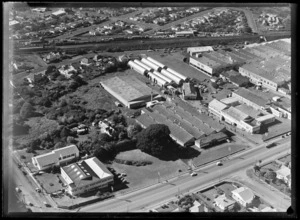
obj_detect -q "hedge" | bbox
[114,158,152,166]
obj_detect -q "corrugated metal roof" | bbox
[33,145,79,168]
[209,99,228,112]
[222,106,250,121]
[101,76,155,103]
[233,88,268,107]
[61,157,113,187]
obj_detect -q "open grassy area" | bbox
[13,117,60,147]
[192,143,247,167]
[110,149,189,190]
[35,172,65,194]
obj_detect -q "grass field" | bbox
[192,143,247,167]
[110,149,189,189]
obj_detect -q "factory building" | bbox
[152,70,173,84]
[147,71,168,86]
[134,59,153,72]
[101,76,160,108]
[160,69,183,85]
[232,88,269,111]
[221,106,261,134]
[141,58,162,71]
[128,60,147,76]
[187,46,214,56]
[189,55,223,76]
[61,157,114,196]
[147,57,166,69]
[181,83,197,100]
[166,68,187,82]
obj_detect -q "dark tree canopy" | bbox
[20,102,34,119]
[136,124,171,157]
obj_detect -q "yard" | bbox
[192,143,247,167]
[35,172,65,194]
[108,149,189,191]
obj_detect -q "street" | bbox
[79,140,290,212]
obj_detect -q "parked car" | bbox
[216,161,222,166]
[115,101,122,107]
[35,188,41,193]
[44,202,51,207]
[15,187,21,193]
[190,172,197,177]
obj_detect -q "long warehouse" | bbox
[141,58,162,71]
[134,59,153,72]
[128,60,147,76]
[101,76,160,108]
[147,57,166,69]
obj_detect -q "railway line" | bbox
[14,32,290,54]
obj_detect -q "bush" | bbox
[21,155,26,159]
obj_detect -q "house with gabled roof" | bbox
[32,145,79,171]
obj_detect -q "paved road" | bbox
[80,140,290,212]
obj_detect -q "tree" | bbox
[45,65,57,75]
[98,133,112,142]
[54,142,64,150]
[127,124,142,138]
[51,164,60,174]
[67,136,77,144]
[20,102,34,119]
[253,165,260,175]
[264,170,277,182]
[136,124,172,157]
[60,127,71,139]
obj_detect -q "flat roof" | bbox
[187,46,214,53]
[190,56,221,68]
[182,83,196,96]
[233,88,268,107]
[235,104,262,118]
[220,97,240,105]
[222,106,250,121]
[209,99,228,112]
[196,132,227,145]
[221,70,240,78]
[101,76,155,103]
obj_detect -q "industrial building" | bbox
[221,106,260,134]
[181,82,197,100]
[61,157,114,196]
[147,57,166,69]
[101,76,160,108]
[32,145,79,171]
[195,132,227,149]
[187,46,214,56]
[136,99,226,147]
[128,60,147,76]
[232,88,269,111]
[141,58,162,72]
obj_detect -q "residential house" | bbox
[32,145,79,171]
[80,58,92,66]
[189,200,209,212]
[214,194,236,211]
[58,65,77,78]
[275,165,291,186]
[231,187,255,207]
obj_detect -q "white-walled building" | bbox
[231,187,255,207]
[61,157,114,196]
[32,145,79,171]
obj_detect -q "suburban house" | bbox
[275,165,291,187]
[31,145,79,171]
[60,157,114,196]
[213,194,236,211]
[80,58,92,66]
[231,187,255,207]
[189,200,209,212]
[58,65,77,78]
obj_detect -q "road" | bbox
[80,140,290,212]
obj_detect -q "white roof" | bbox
[231,187,254,204]
[84,157,112,179]
[187,46,214,53]
[220,97,239,105]
[52,9,66,16]
[9,20,19,26]
[33,145,79,167]
[214,194,236,208]
[209,99,228,112]
[276,165,290,178]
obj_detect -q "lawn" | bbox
[35,172,65,194]
[110,149,189,190]
[192,143,247,167]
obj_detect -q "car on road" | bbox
[44,202,51,207]
[35,188,41,193]
[28,202,33,206]
[190,172,197,177]
[15,187,21,193]
[216,161,222,166]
